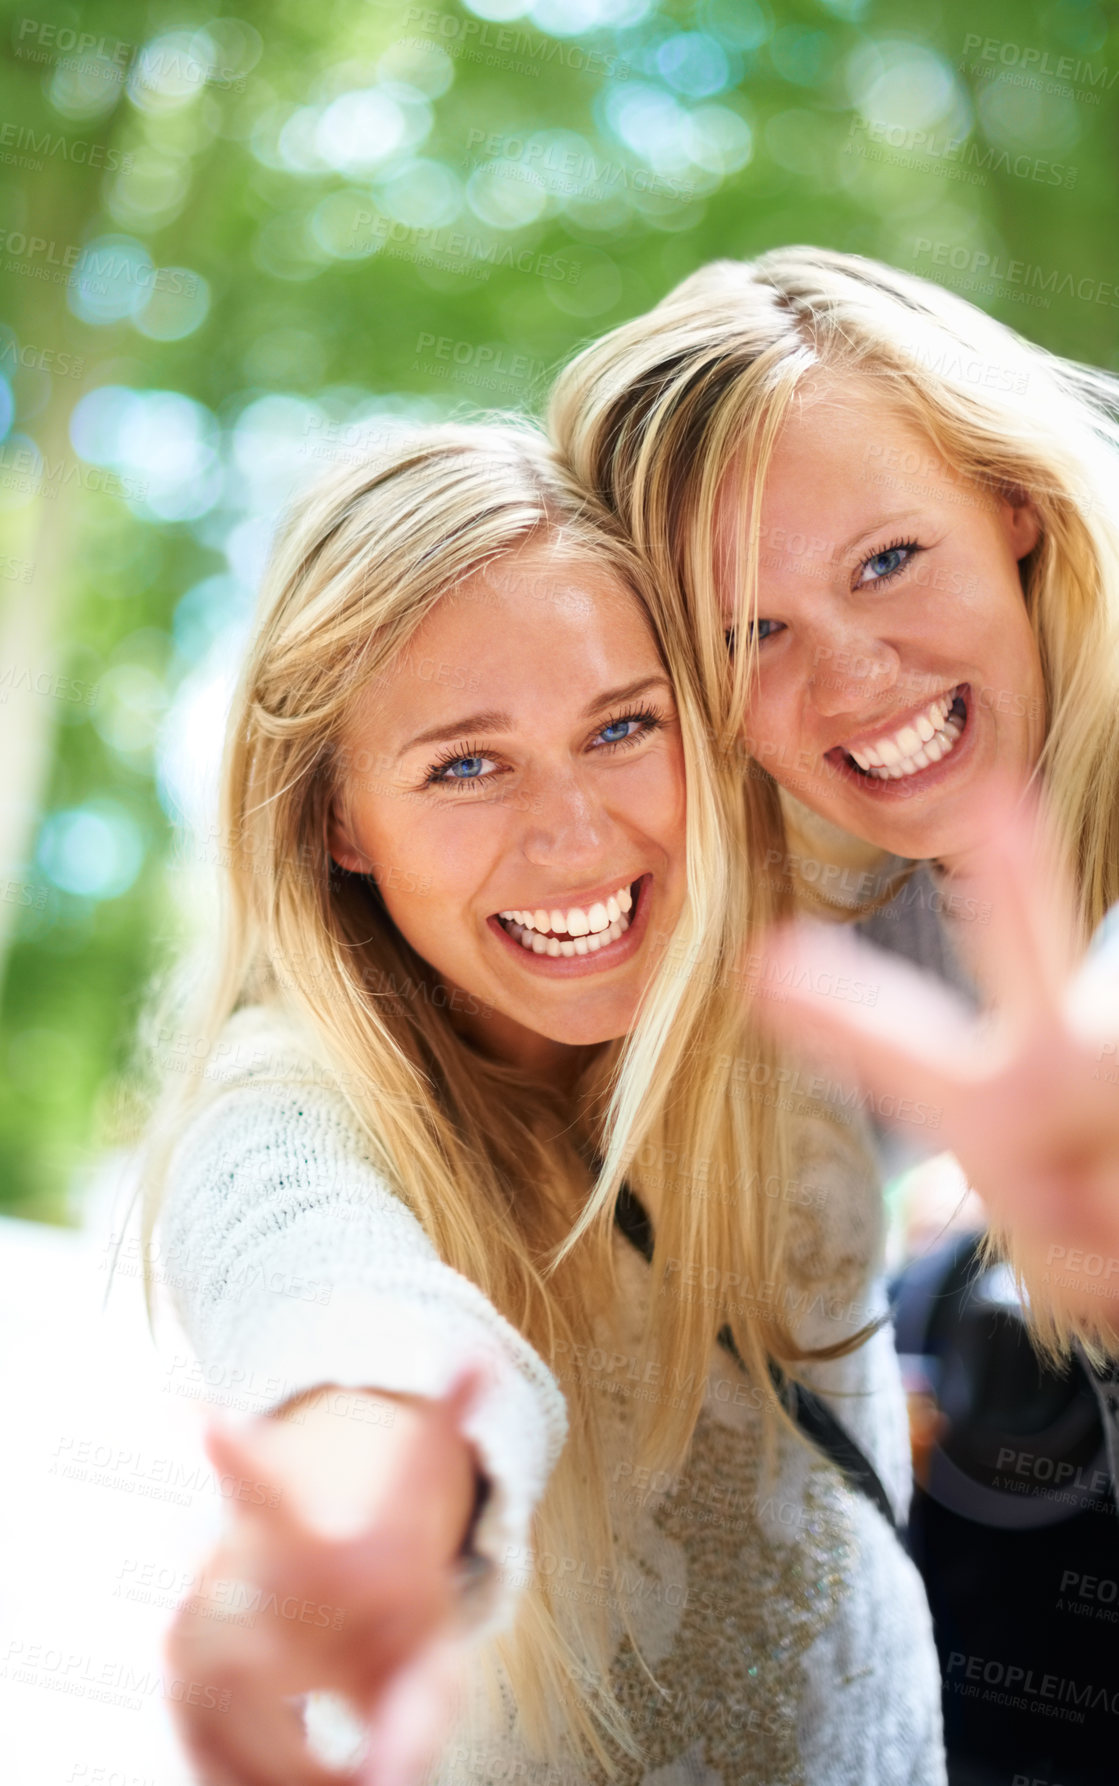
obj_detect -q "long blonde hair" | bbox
[549,245,1119,1352]
[139,420,842,1771]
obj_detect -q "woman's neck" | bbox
[779,787,915,921]
[451,998,598,1093]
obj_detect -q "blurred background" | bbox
[2,1,1116,1779]
[1,0,1116,1227]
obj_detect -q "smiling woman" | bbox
[715,371,1047,870]
[549,246,1119,931]
[136,422,942,1786]
[547,242,1119,1786]
[325,538,686,1066]
[549,245,1119,1348]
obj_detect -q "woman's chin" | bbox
[525,995,641,1050]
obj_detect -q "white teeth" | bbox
[847,690,963,783]
[497,881,636,943]
[501,908,631,959]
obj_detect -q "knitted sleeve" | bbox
[156,1015,569,1639]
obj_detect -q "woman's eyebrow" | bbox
[396,675,672,759]
[399,709,511,755]
[581,674,672,717]
[838,508,924,558]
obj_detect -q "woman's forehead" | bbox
[346,551,660,733]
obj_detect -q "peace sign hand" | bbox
[749,787,1119,1341]
[165,1370,485,1786]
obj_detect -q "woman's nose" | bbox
[519,773,610,870]
[807,635,900,718]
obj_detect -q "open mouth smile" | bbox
[828,685,970,787]
[488,875,649,973]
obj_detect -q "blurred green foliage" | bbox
[1,0,1116,1221]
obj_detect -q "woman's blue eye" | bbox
[860,544,914,584]
[445,756,486,779]
[751,618,781,642]
[599,718,637,743]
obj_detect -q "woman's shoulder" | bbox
[165,1000,386,1194]
[201,1000,343,1087]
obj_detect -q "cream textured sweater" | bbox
[160,1004,947,1785]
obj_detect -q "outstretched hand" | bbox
[166,1369,485,1786]
[749,787,1119,1332]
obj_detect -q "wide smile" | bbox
[825,684,972,793]
[486,874,652,977]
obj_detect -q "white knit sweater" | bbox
[159,1003,946,1785]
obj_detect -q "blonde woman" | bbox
[148,422,942,1786]
[548,245,1119,1347]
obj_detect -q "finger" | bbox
[360,1639,464,1786]
[165,1596,353,1786]
[750,921,970,1118]
[937,776,1079,1023]
[439,1363,489,1431]
[203,1420,309,1543]
[171,1673,350,1786]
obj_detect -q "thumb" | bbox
[201,1418,301,1536]
[435,1363,489,1435]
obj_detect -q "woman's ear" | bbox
[1002,487,1042,562]
[327,805,368,875]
